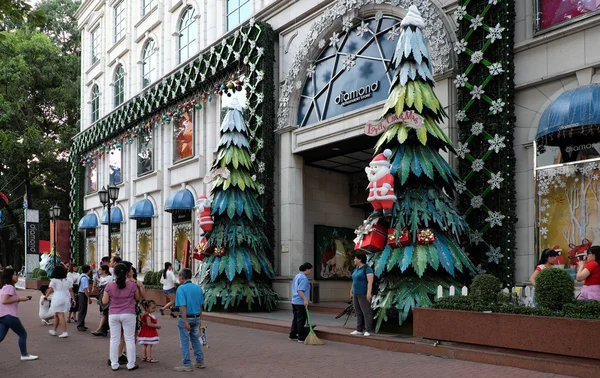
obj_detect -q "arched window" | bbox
[113,65,125,107]
[298,15,402,127]
[142,39,157,88]
[178,7,198,64]
[91,85,100,123]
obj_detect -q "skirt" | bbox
[578,285,600,301]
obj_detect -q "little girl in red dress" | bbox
[138,300,161,363]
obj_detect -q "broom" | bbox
[304,307,323,345]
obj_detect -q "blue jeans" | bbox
[0,315,28,356]
[178,318,204,366]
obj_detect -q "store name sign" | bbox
[335,81,380,106]
[364,111,425,136]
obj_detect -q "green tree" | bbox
[200,99,278,311]
[367,6,474,330]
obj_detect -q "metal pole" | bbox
[53,217,58,267]
[107,202,112,257]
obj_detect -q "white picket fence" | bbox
[436,285,536,307]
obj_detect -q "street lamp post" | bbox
[99,185,120,257]
[50,204,61,267]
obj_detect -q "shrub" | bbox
[563,300,600,319]
[32,268,41,279]
[143,271,155,286]
[535,268,574,311]
[153,271,163,286]
[38,270,48,279]
[470,274,501,305]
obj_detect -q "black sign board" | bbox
[26,222,39,255]
[137,218,152,229]
[110,224,120,233]
[172,212,191,224]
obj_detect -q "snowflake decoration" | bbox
[540,227,548,235]
[249,40,256,49]
[470,51,484,64]
[541,217,548,224]
[342,16,353,32]
[454,39,468,54]
[256,47,264,57]
[470,196,484,209]
[295,81,303,90]
[256,116,263,126]
[375,11,383,23]
[257,184,265,195]
[471,230,484,245]
[387,26,400,41]
[455,6,467,21]
[488,134,507,153]
[250,154,256,162]
[472,264,487,276]
[306,64,316,78]
[356,21,370,37]
[490,99,505,114]
[256,70,264,82]
[486,246,504,264]
[251,174,257,182]
[256,138,264,149]
[249,17,255,27]
[594,174,599,180]
[488,63,504,76]
[470,14,484,30]
[454,73,468,88]
[233,52,241,61]
[456,142,470,159]
[256,93,264,104]
[471,122,484,135]
[470,85,485,100]
[342,54,357,71]
[456,181,467,194]
[329,32,340,48]
[243,56,249,65]
[318,39,327,49]
[472,159,485,172]
[486,211,505,228]
[456,110,467,121]
[488,172,504,190]
[258,162,265,173]
[489,0,499,4]
[486,23,505,43]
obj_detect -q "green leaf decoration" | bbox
[412,245,427,277]
[387,247,403,272]
[400,245,414,272]
[416,125,427,146]
[375,245,391,277]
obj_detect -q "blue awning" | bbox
[537,84,600,140]
[165,189,195,213]
[78,214,99,229]
[101,207,124,224]
[129,199,155,219]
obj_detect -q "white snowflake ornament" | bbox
[486,211,505,228]
[470,196,484,209]
[470,15,484,30]
[471,122,484,135]
[488,172,504,190]
[488,134,506,153]
[456,142,470,159]
[486,246,504,264]
[470,85,485,100]
[490,99,505,114]
[472,159,485,172]
[470,51,484,64]
[486,23,505,43]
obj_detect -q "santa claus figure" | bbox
[366,149,396,218]
[196,194,214,235]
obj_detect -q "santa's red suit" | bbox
[196,195,214,234]
[366,149,396,213]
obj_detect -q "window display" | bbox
[109,148,122,185]
[539,0,600,30]
[173,110,194,163]
[137,131,154,175]
[137,219,153,273]
[85,162,97,194]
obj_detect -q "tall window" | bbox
[538,0,600,30]
[91,85,100,123]
[85,162,98,194]
[109,148,122,185]
[173,111,194,163]
[138,131,154,176]
[91,26,100,64]
[113,65,125,107]
[227,0,251,31]
[114,1,126,43]
[178,7,198,64]
[142,39,157,88]
[142,0,155,16]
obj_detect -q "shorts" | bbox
[163,288,175,295]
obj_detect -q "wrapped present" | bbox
[193,237,214,261]
[388,227,410,248]
[417,228,435,245]
[214,246,226,257]
[354,220,387,254]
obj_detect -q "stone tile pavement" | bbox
[0,290,573,378]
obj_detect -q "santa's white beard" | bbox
[367,166,391,182]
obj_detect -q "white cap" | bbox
[401,5,425,29]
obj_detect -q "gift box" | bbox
[417,228,435,245]
[354,223,387,254]
[214,246,226,257]
[388,227,410,248]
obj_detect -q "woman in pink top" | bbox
[103,262,140,371]
[0,268,38,361]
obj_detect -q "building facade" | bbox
[72,0,600,302]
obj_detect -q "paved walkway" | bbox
[0,289,572,378]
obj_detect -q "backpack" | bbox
[363,266,379,297]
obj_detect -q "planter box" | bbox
[25,280,50,290]
[414,308,600,360]
[144,288,168,306]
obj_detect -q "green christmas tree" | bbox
[200,99,278,311]
[368,6,474,330]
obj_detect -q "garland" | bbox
[69,21,276,263]
[455,0,517,287]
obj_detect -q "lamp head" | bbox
[108,185,120,202]
[98,186,108,205]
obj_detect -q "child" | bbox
[39,285,53,325]
[138,300,160,363]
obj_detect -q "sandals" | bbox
[142,358,159,363]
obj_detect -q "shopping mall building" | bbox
[72,0,600,301]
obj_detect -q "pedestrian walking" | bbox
[350,252,374,337]
[103,262,140,371]
[47,265,74,338]
[173,268,206,372]
[289,262,312,343]
[66,263,79,323]
[77,265,93,332]
[160,262,177,317]
[92,264,112,337]
[138,300,161,363]
[0,267,38,361]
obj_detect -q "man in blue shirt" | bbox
[174,268,205,372]
[77,265,93,332]
[289,262,312,343]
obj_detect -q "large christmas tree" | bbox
[368,6,474,330]
[200,99,278,311]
